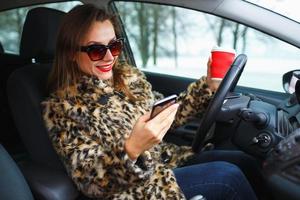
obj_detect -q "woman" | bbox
[42,4,257,200]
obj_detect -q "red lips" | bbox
[96,64,113,73]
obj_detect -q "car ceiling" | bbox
[2,0,300,48]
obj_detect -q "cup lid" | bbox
[211,46,236,54]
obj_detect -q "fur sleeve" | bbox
[41,98,154,198]
[172,76,214,128]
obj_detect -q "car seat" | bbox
[0,144,34,200]
[7,7,79,200]
[0,43,31,155]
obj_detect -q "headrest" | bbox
[20,7,65,62]
[0,42,4,53]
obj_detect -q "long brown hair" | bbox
[48,4,136,101]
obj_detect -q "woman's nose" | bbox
[102,49,114,61]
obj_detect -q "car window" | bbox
[114,1,300,92]
[0,1,82,54]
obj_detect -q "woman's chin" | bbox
[95,70,113,80]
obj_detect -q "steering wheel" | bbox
[192,54,248,153]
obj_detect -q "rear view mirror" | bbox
[283,70,300,94]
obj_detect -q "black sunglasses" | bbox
[80,38,124,61]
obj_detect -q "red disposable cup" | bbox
[211,47,236,80]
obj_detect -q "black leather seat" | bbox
[0,45,31,155]
[7,7,79,200]
[0,144,34,200]
[0,7,66,156]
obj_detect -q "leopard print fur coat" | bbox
[42,64,213,199]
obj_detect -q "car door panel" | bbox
[145,71,289,106]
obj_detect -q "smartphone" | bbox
[150,94,178,119]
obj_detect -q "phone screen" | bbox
[150,94,177,119]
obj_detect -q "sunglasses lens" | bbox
[83,39,123,61]
[109,40,123,56]
[87,46,107,61]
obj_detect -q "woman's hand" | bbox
[206,57,220,92]
[125,103,179,160]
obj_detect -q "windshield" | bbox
[246,0,300,23]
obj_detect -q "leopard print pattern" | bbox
[42,64,212,199]
[173,76,213,128]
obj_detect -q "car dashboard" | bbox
[217,92,300,200]
[168,91,300,200]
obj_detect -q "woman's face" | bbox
[77,20,117,80]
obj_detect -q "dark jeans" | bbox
[183,150,271,200]
[173,158,258,199]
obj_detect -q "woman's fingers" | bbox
[139,112,151,122]
[158,125,172,141]
[207,56,212,77]
[150,103,179,124]
[149,104,179,139]
[159,107,177,129]
[157,110,177,138]
[142,104,178,142]
[127,105,179,157]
